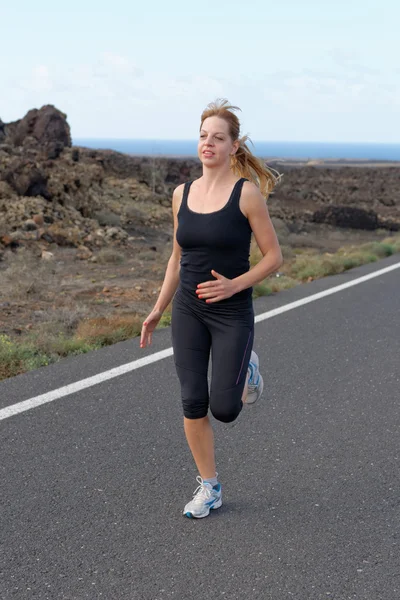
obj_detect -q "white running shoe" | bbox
[183,476,222,519]
[246,350,264,404]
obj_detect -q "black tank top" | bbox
[176,177,253,307]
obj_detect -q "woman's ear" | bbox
[231,140,240,155]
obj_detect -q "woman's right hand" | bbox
[140,309,163,348]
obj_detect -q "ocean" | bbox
[73,138,400,161]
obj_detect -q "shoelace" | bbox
[192,476,213,505]
[248,382,259,393]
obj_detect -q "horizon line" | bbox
[72,137,400,146]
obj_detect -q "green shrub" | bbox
[253,282,273,298]
[159,313,172,327]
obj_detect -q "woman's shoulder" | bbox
[172,184,184,211]
[241,179,260,194]
[172,181,194,213]
[241,179,264,202]
[173,178,198,194]
[173,183,186,194]
[239,180,266,218]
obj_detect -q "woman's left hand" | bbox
[196,270,238,303]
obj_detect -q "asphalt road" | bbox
[1,255,399,600]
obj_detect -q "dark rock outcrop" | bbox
[312,206,379,230]
[4,158,50,199]
[0,105,71,149]
[311,205,399,231]
[0,119,5,143]
[0,107,158,253]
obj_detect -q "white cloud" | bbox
[2,53,399,142]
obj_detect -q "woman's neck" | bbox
[200,165,237,191]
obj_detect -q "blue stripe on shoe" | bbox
[205,499,216,507]
[248,362,255,382]
[248,362,260,385]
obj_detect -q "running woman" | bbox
[140,99,283,518]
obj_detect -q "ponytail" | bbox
[231,135,281,198]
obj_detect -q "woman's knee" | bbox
[209,389,243,423]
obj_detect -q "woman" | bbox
[140,99,283,518]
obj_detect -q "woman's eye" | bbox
[200,135,224,141]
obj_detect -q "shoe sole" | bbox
[184,498,222,519]
[246,373,264,404]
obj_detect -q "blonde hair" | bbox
[200,98,281,198]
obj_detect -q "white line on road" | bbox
[255,261,400,323]
[1,261,399,422]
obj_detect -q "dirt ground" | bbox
[0,219,394,341]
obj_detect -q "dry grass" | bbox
[24,330,96,358]
[382,235,400,252]
[96,248,125,264]
[75,313,143,345]
[251,234,400,293]
[0,233,399,382]
[268,276,298,293]
[0,332,96,380]
[43,305,91,335]
[0,334,49,379]
[282,236,398,282]
[158,312,172,327]
[0,248,57,300]
[93,210,122,227]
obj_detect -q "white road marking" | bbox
[0,348,173,421]
[1,261,399,422]
[255,261,400,323]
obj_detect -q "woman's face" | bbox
[198,116,238,167]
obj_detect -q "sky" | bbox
[1,0,399,143]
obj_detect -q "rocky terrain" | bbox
[1,106,399,256]
[0,105,399,342]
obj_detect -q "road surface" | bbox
[1,255,399,600]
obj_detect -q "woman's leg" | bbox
[208,313,254,423]
[171,295,216,479]
[183,416,216,479]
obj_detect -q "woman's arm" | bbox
[140,184,183,347]
[233,181,283,293]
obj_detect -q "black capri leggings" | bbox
[171,287,254,423]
